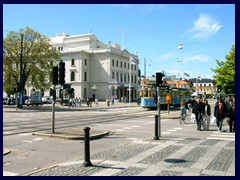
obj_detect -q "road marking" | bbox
[174,128,183,130]
[168,129,177,132]
[162,132,171,134]
[3,171,18,176]
[207,132,235,141]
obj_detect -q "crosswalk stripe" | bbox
[3,171,18,176]
[207,132,235,141]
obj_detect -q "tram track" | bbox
[3,109,158,136]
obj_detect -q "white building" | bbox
[51,33,139,101]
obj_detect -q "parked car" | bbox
[8,97,16,105]
[42,96,52,104]
[3,97,8,105]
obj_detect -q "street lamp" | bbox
[91,84,98,102]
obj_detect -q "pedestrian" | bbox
[95,98,99,107]
[203,99,211,130]
[111,97,114,105]
[69,98,72,108]
[228,99,235,132]
[78,97,82,107]
[192,94,204,131]
[75,97,78,108]
[214,96,227,132]
[106,97,110,106]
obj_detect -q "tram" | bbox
[139,87,191,109]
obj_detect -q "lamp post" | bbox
[91,84,98,102]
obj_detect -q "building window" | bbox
[124,62,126,69]
[135,65,137,71]
[112,59,114,66]
[135,76,137,84]
[120,62,122,68]
[117,72,119,82]
[112,72,115,79]
[124,74,126,83]
[71,59,75,66]
[120,73,123,82]
[128,63,129,69]
[84,72,87,81]
[116,61,119,67]
[71,71,75,81]
[85,59,87,66]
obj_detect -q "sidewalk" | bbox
[23,135,235,176]
[3,101,139,112]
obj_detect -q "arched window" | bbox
[71,71,75,81]
[71,58,75,66]
[85,59,87,66]
[84,72,87,81]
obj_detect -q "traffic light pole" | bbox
[51,85,56,133]
[157,86,161,137]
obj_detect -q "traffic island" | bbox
[32,128,110,140]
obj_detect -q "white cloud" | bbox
[182,54,211,63]
[190,14,222,39]
[158,52,177,60]
[143,4,168,14]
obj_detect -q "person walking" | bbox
[228,99,235,132]
[203,99,211,130]
[192,94,204,131]
[214,96,227,132]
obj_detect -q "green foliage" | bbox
[211,45,235,94]
[3,26,61,95]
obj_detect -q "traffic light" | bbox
[50,88,54,96]
[156,72,163,86]
[52,66,58,85]
[154,91,158,104]
[217,85,222,93]
[166,86,170,93]
[59,60,65,85]
[190,81,193,87]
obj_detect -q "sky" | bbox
[3,4,235,79]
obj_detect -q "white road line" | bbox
[207,132,235,141]
[3,171,19,176]
[162,132,171,134]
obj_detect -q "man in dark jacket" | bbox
[214,96,227,132]
[192,94,205,131]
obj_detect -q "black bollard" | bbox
[83,127,92,167]
[154,115,159,140]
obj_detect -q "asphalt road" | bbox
[3,100,234,176]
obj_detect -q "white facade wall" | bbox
[51,33,139,101]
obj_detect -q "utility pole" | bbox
[19,34,23,108]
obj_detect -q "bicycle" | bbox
[180,106,187,124]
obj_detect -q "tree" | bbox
[3,26,61,95]
[211,45,235,94]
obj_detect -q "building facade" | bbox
[51,33,139,101]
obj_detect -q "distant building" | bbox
[50,33,139,101]
[190,78,216,95]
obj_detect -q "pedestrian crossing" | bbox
[207,132,235,141]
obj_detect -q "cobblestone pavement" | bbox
[25,136,235,176]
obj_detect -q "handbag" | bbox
[210,115,216,125]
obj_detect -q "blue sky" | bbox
[3,4,235,79]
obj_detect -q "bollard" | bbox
[83,127,92,167]
[154,115,159,140]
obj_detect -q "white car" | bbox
[42,96,52,104]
